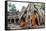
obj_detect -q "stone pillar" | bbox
[40,16,42,24]
[37,16,40,25]
[30,16,32,28]
[14,18,16,23]
[10,19,11,23]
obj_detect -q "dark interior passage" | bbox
[16,18,19,23]
[8,19,10,23]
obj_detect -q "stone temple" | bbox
[7,3,45,29]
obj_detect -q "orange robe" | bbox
[20,20,28,27]
[31,15,36,26]
[20,21,25,27]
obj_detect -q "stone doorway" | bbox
[11,19,14,23]
[16,18,19,24]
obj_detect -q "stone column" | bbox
[10,19,11,23]
[37,15,40,25]
[14,18,16,23]
[40,16,42,24]
[30,15,32,28]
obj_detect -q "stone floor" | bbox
[7,23,22,29]
[7,23,45,30]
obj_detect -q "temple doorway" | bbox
[11,19,14,23]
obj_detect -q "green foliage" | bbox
[9,3,12,7]
[41,4,45,10]
[34,3,45,10]
[8,3,16,12]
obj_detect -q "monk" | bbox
[20,17,28,27]
[31,15,37,26]
[31,11,38,28]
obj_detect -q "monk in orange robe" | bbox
[31,15,37,26]
[20,17,28,27]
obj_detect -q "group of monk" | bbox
[20,17,28,27]
[20,15,38,28]
[19,10,45,28]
